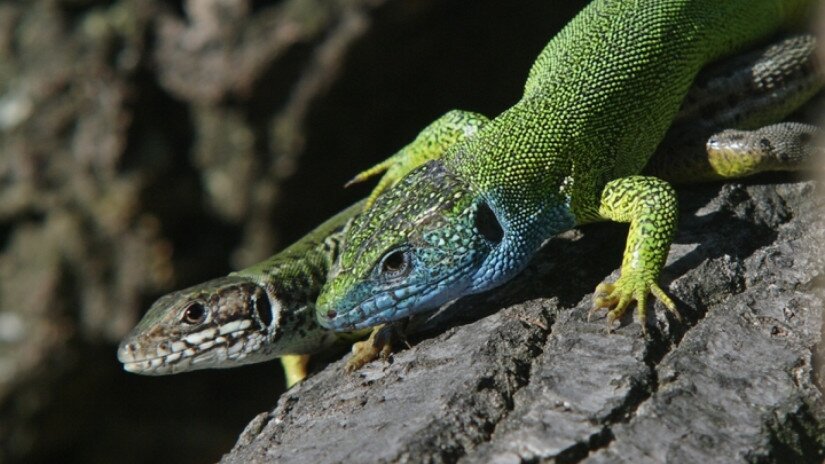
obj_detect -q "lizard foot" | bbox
[344,324,396,372]
[588,275,680,335]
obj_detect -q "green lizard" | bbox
[117,108,486,385]
[316,0,822,335]
[118,32,820,384]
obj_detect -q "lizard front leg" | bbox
[590,176,680,334]
[347,109,489,208]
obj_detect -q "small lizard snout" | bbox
[117,341,136,363]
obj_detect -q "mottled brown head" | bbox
[117,276,285,374]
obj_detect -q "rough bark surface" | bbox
[221,178,825,464]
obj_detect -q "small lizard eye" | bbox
[379,249,412,279]
[182,303,207,325]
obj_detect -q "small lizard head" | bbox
[317,160,502,330]
[117,276,295,374]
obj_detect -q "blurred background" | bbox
[0,0,592,462]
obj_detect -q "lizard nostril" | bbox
[326,310,337,319]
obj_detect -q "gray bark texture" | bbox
[222,178,825,464]
[0,0,823,463]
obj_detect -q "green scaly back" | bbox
[316,0,818,332]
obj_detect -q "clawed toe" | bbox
[589,276,679,335]
[344,324,398,373]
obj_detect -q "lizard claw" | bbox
[346,152,420,210]
[344,324,396,372]
[590,275,679,335]
[345,158,393,188]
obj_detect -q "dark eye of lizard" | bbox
[379,249,412,279]
[182,303,206,325]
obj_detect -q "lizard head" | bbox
[317,160,503,330]
[118,275,328,374]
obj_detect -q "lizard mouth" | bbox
[320,260,481,330]
[119,354,195,375]
[320,279,458,331]
[117,340,200,375]
[117,323,257,375]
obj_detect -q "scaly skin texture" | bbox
[117,110,488,384]
[117,31,822,381]
[646,34,822,182]
[317,0,819,332]
[347,110,489,208]
[118,201,366,385]
[706,123,823,177]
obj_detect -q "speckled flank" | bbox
[317,0,818,331]
[646,35,822,183]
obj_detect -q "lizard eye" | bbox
[378,249,412,279]
[182,303,207,325]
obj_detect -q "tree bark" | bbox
[222,176,825,463]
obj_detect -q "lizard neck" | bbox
[468,187,576,294]
[446,100,574,204]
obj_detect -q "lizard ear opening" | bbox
[475,201,503,244]
[254,294,273,327]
